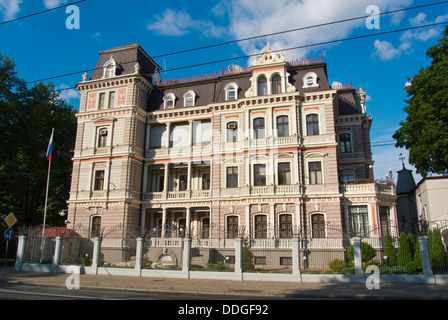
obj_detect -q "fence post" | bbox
[15,236,27,271]
[182,237,191,278]
[53,236,63,272]
[292,237,301,280]
[353,237,363,279]
[235,237,243,279]
[418,236,434,283]
[91,237,102,274]
[134,237,144,271]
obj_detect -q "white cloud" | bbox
[43,0,68,9]
[0,0,22,20]
[371,40,401,62]
[147,9,226,38]
[58,84,79,102]
[218,0,414,62]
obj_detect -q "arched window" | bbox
[225,83,239,101]
[103,58,117,78]
[91,216,102,238]
[279,214,292,238]
[254,214,267,239]
[276,115,289,137]
[163,93,176,109]
[258,76,267,96]
[253,117,265,139]
[226,216,239,239]
[272,74,282,94]
[311,214,325,238]
[306,114,319,136]
[184,91,196,107]
[339,133,352,153]
[302,72,318,88]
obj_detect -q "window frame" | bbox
[277,162,291,185]
[97,128,108,148]
[91,216,102,238]
[257,76,268,96]
[308,161,322,185]
[226,121,239,143]
[183,90,196,107]
[271,74,282,94]
[163,93,176,109]
[254,214,268,239]
[279,214,293,238]
[226,215,239,239]
[254,164,266,186]
[339,133,352,153]
[93,170,105,191]
[276,115,289,137]
[253,117,265,139]
[311,213,326,238]
[226,166,238,188]
[306,114,320,136]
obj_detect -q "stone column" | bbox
[91,237,102,273]
[162,208,167,238]
[53,236,63,269]
[182,237,191,277]
[134,237,144,271]
[418,236,434,282]
[353,237,363,278]
[185,207,191,237]
[235,237,243,278]
[292,237,301,279]
[15,236,27,271]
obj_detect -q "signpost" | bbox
[3,213,17,278]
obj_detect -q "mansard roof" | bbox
[90,43,162,84]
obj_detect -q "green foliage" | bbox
[347,242,376,262]
[393,26,448,176]
[397,232,413,266]
[242,239,254,271]
[0,54,77,226]
[383,233,397,266]
[428,229,448,272]
[329,259,347,273]
[206,261,229,271]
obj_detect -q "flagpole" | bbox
[40,128,54,263]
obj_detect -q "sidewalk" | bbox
[2,268,448,299]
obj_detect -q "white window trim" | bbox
[103,58,117,79]
[224,82,239,101]
[302,72,319,88]
[163,93,176,109]
[183,90,196,107]
[304,156,325,185]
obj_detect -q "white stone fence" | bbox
[13,235,447,284]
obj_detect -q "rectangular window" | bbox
[94,170,105,190]
[278,162,291,185]
[91,216,102,238]
[179,174,188,191]
[349,206,369,237]
[108,91,115,108]
[226,167,238,188]
[253,118,265,139]
[226,122,238,142]
[99,93,106,109]
[279,214,292,238]
[202,173,210,190]
[280,257,292,266]
[254,164,266,186]
[202,218,210,239]
[254,256,266,265]
[306,114,319,136]
[308,162,322,184]
[254,215,267,238]
[276,115,289,137]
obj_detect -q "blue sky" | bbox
[1,0,447,184]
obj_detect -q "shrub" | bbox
[363,260,381,271]
[383,233,397,266]
[347,242,376,262]
[329,259,347,273]
[397,232,413,267]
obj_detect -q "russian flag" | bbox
[46,129,54,162]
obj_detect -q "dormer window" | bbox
[183,90,196,107]
[302,72,318,88]
[163,93,176,109]
[224,83,239,101]
[103,57,117,79]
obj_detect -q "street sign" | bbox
[4,213,17,228]
[4,229,14,241]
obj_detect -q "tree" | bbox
[0,54,77,227]
[393,26,448,176]
[242,238,254,271]
[397,232,412,266]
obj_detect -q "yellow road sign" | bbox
[4,213,17,228]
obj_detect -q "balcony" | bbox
[339,182,395,196]
[143,190,211,201]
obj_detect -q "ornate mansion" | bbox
[67,43,397,246]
